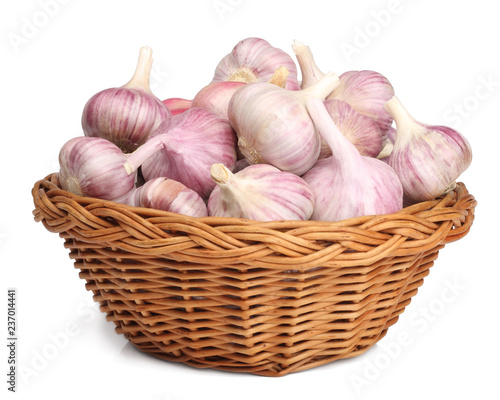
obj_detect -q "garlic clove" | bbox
[162,97,192,115]
[212,37,301,91]
[124,107,237,201]
[383,96,472,203]
[327,70,395,135]
[228,71,340,176]
[208,163,315,221]
[319,99,384,159]
[303,98,403,221]
[82,46,171,153]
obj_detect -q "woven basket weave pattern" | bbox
[32,174,476,376]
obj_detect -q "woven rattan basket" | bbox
[32,173,476,376]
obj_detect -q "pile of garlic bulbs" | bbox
[58,37,472,222]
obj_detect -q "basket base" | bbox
[68,236,435,376]
[127,326,392,377]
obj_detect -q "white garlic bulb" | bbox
[207,164,315,222]
[212,37,301,90]
[292,40,395,136]
[303,99,403,221]
[131,177,207,217]
[228,72,340,176]
[384,96,473,204]
[319,99,384,159]
[124,107,237,201]
[327,70,395,135]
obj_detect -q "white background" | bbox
[1,0,498,399]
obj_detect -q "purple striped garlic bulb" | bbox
[191,65,290,123]
[124,107,237,201]
[129,177,207,217]
[208,163,315,221]
[212,37,301,91]
[192,81,246,121]
[384,96,472,204]
[162,98,192,115]
[327,70,395,135]
[228,71,340,176]
[82,46,170,153]
[319,99,384,159]
[58,137,136,201]
[292,41,395,135]
[303,98,403,221]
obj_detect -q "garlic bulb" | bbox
[192,66,289,122]
[319,99,384,159]
[208,164,314,221]
[327,70,395,135]
[383,96,472,203]
[191,81,246,121]
[228,72,340,176]
[303,99,403,221]
[162,97,192,115]
[124,107,237,200]
[82,46,170,153]
[292,40,395,135]
[59,137,136,201]
[130,177,207,217]
[212,37,301,91]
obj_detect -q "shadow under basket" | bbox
[32,173,476,377]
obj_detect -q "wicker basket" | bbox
[32,173,476,376]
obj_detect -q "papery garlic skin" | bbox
[162,98,192,115]
[327,70,395,135]
[212,37,301,91]
[384,96,472,204]
[303,99,403,221]
[124,107,237,201]
[208,164,315,221]
[59,137,136,201]
[82,46,170,153]
[132,177,207,217]
[320,99,384,159]
[228,72,340,176]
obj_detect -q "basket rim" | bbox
[32,172,476,229]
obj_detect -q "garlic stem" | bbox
[210,163,231,184]
[268,66,290,88]
[300,72,339,101]
[307,98,362,167]
[377,140,394,159]
[384,96,426,144]
[123,46,154,92]
[123,135,165,175]
[292,40,325,88]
